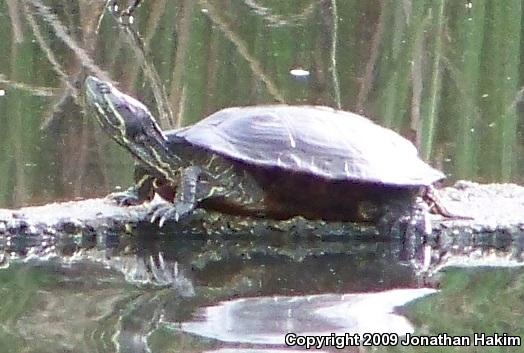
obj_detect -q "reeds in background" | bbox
[0,0,522,207]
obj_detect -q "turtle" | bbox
[84,76,449,231]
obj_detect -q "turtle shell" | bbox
[176,105,445,186]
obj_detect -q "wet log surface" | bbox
[0,181,522,271]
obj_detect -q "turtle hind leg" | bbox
[423,186,473,220]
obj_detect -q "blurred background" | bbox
[0,0,522,209]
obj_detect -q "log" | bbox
[426,181,524,270]
[0,181,522,269]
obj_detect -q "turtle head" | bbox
[85,76,180,178]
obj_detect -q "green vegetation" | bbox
[381,267,524,353]
[0,0,522,207]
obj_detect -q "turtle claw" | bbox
[149,203,195,227]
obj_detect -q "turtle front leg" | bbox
[108,164,155,206]
[150,166,202,227]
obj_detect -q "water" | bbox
[0,0,523,352]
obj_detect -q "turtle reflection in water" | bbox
[85,76,448,234]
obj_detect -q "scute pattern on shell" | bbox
[177,105,445,186]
